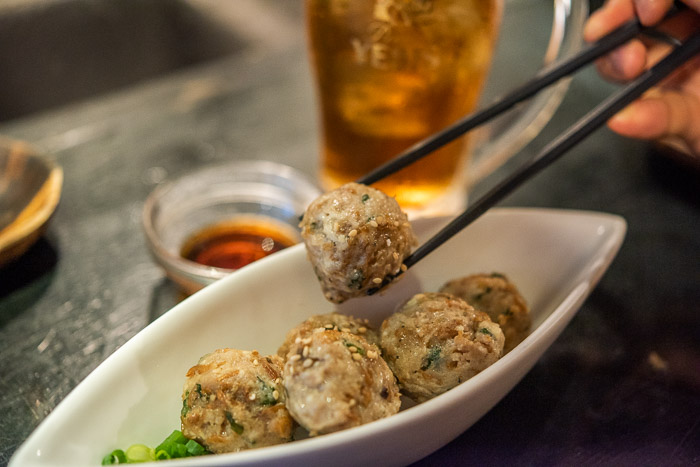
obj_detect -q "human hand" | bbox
[584,0,700,155]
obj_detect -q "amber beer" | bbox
[306,0,502,213]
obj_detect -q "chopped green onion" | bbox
[480,328,494,337]
[256,376,277,406]
[421,346,442,370]
[343,340,365,355]
[154,434,187,459]
[173,443,188,458]
[225,412,245,435]
[125,444,155,463]
[102,449,127,465]
[181,390,190,417]
[158,430,188,447]
[102,430,209,464]
[154,450,171,460]
[185,439,208,456]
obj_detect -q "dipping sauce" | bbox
[180,216,300,270]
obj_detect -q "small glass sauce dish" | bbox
[142,160,321,294]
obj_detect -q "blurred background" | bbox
[1,0,698,466]
[0,0,305,121]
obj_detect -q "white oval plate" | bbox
[11,208,626,467]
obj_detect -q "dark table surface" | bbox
[1,1,698,466]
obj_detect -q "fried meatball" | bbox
[181,349,294,453]
[283,329,400,435]
[300,182,417,303]
[380,293,504,402]
[277,312,379,359]
[440,272,530,353]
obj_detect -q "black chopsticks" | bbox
[366,22,700,295]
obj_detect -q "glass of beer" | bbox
[306,0,587,217]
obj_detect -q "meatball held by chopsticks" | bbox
[300,183,417,303]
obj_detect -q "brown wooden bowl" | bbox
[0,137,63,267]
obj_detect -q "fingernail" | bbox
[610,47,628,77]
[634,0,651,23]
[635,0,672,25]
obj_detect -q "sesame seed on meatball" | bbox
[440,272,530,353]
[181,349,294,453]
[300,182,417,303]
[283,329,400,436]
[380,293,504,402]
[277,312,379,360]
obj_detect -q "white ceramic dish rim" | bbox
[11,207,627,467]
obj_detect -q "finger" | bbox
[680,0,700,14]
[585,0,697,42]
[656,8,700,41]
[585,0,636,42]
[595,39,648,82]
[608,91,700,153]
[659,54,700,89]
[633,0,675,25]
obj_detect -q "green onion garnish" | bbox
[421,346,442,370]
[158,430,188,446]
[101,449,126,465]
[185,439,208,456]
[225,412,245,435]
[101,430,209,464]
[181,391,190,417]
[125,444,154,463]
[256,376,277,406]
[343,340,366,355]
